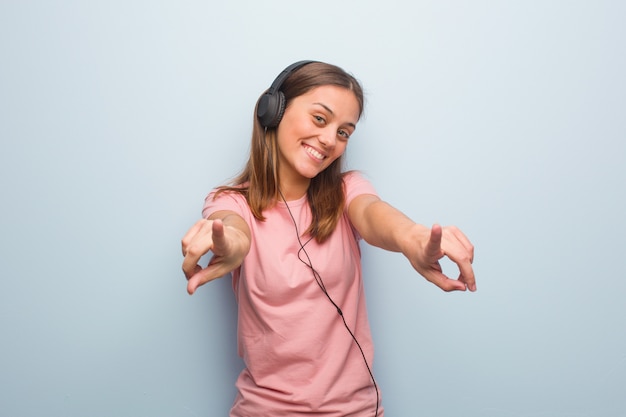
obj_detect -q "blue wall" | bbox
[1,1,625,416]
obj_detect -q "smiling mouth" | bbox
[304,145,326,161]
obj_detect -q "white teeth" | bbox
[305,146,325,160]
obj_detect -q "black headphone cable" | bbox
[278,189,380,417]
[262,127,379,416]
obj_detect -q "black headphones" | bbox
[256,60,316,128]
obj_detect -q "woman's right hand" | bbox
[181,212,251,295]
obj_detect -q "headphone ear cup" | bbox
[271,91,286,128]
[257,91,286,128]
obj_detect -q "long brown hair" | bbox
[216,61,364,243]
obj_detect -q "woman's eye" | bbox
[314,115,326,124]
[338,129,350,139]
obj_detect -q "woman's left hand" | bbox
[406,224,476,292]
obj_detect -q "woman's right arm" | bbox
[181,210,251,295]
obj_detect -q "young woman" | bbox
[181,61,476,416]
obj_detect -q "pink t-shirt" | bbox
[203,172,384,416]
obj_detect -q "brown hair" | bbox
[217,62,364,243]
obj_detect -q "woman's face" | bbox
[276,85,360,193]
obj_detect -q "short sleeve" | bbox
[201,189,250,220]
[343,171,378,208]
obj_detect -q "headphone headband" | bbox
[257,60,316,128]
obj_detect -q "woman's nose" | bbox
[318,128,336,148]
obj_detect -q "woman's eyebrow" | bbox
[313,102,356,128]
[313,102,334,114]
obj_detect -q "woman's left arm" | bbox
[348,194,476,292]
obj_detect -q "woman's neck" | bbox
[278,178,310,201]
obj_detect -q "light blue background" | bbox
[1,1,625,416]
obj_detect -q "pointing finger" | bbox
[424,224,444,261]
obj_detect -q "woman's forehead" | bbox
[296,85,361,120]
